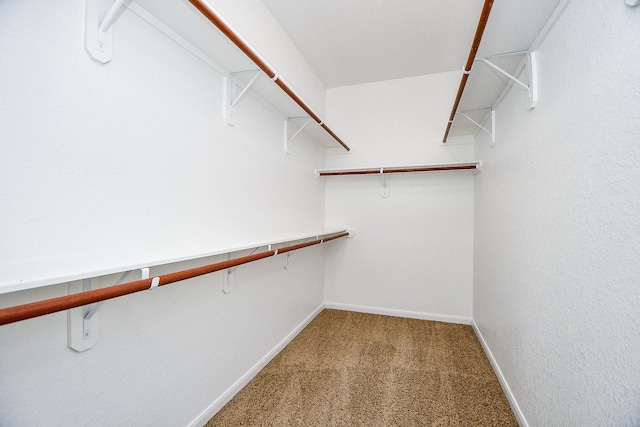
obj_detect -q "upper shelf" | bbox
[444,0,566,143]
[116,0,350,151]
[0,228,347,295]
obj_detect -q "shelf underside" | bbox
[448,0,561,140]
[132,0,344,149]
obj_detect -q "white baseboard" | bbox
[324,302,472,325]
[471,320,528,427]
[187,304,325,427]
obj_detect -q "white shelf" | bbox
[446,0,566,140]
[127,0,348,151]
[0,228,347,295]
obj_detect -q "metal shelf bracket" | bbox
[457,107,496,146]
[380,168,390,198]
[224,69,261,126]
[284,116,312,154]
[282,238,315,269]
[85,0,128,64]
[476,50,538,109]
[221,246,266,293]
[67,267,149,352]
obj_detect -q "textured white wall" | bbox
[473,1,640,425]
[324,74,476,321]
[0,1,330,426]
[0,1,326,281]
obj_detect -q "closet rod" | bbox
[187,0,351,152]
[0,231,349,326]
[318,164,478,176]
[442,0,495,143]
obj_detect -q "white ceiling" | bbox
[261,0,561,90]
[261,0,485,88]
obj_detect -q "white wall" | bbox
[324,74,476,322]
[0,1,332,426]
[473,1,640,425]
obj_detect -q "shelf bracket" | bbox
[457,108,496,146]
[282,238,315,269]
[221,246,265,293]
[67,278,100,352]
[224,69,261,126]
[476,51,538,109]
[284,116,312,154]
[67,267,149,352]
[85,0,128,64]
[380,168,390,198]
[221,253,232,294]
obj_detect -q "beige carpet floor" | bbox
[207,309,518,426]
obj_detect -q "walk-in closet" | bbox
[1,1,638,425]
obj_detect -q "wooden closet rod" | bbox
[187,0,351,152]
[0,231,349,326]
[318,164,478,177]
[442,0,495,143]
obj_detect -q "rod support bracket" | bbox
[224,69,261,126]
[476,50,538,109]
[221,245,263,292]
[68,279,100,352]
[67,268,149,352]
[473,161,483,175]
[284,116,312,154]
[457,108,496,146]
[380,168,390,198]
[85,0,127,64]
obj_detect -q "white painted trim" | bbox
[187,303,325,427]
[471,320,529,427]
[324,302,472,325]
